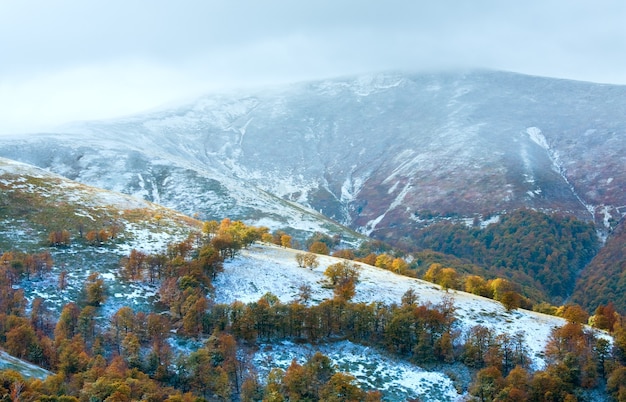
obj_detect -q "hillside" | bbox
[1,70,624,315]
[0,156,200,313]
[571,218,626,310]
[0,157,622,400]
[215,243,572,368]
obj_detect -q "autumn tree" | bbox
[488,278,518,302]
[496,366,530,401]
[462,325,494,368]
[306,232,339,252]
[423,263,442,283]
[545,322,599,389]
[590,302,618,332]
[297,284,313,304]
[186,346,230,400]
[282,360,310,400]
[295,253,306,268]
[465,275,492,298]
[324,261,360,287]
[77,305,97,344]
[121,249,147,280]
[318,372,367,401]
[324,261,361,301]
[374,254,393,270]
[439,267,459,291]
[559,304,589,324]
[607,366,626,401]
[391,257,408,273]
[54,303,81,344]
[401,288,419,307]
[30,297,52,333]
[280,234,292,248]
[500,291,522,312]
[58,270,68,290]
[309,241,330,255]
[5,323,39,360]
[85,272,106,307]
[470,366,504,402]
[85,229,111,246]
[195,244,223,280]
[332,249,355,260]
[296,253,319,269]
[48,230,71,247]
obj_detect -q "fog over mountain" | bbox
[1,70,625,242]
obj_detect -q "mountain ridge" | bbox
[2,70,623,240]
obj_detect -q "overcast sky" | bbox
[1,0,625,135]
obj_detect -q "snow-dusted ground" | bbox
[213,242,598,400]
[215,243,571,372]
[0,351,51,380]
[254,340,463,402]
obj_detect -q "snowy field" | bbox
[210,242,590,400]
[254,340,464,402]
[215,243,572,371]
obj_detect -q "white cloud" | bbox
[1,0,625,134]
[0,61,210,135]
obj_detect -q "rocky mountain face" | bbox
[1,70,625,243]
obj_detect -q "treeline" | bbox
[47,225,121,248]
[467,316,626,401]
[0,250,53,284]
[294,234,539,312]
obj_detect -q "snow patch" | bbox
[526,127,549,150]
[254,340,463,401]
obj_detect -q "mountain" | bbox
[1,70,624,245]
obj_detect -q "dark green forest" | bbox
[407,209,599,306]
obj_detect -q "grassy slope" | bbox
[0,157,200,251]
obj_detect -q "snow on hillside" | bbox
[0,351,51,380]
[212,242,597,400]
[1,156,157,212]
[215,243,571,371]
[253,340,463,402]
[2,70,625,239]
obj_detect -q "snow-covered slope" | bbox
[0,156,198,250]
[1,70,624,243]
[215,243,571,370]
[211,242,612,400]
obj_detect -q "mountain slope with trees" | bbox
[1,157,626,400]
[571,219,626,312]
[408,209,599,305]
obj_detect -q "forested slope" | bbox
[571,219,626,313]
[407,209,599,305]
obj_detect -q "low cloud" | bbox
[1,0,625,134]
